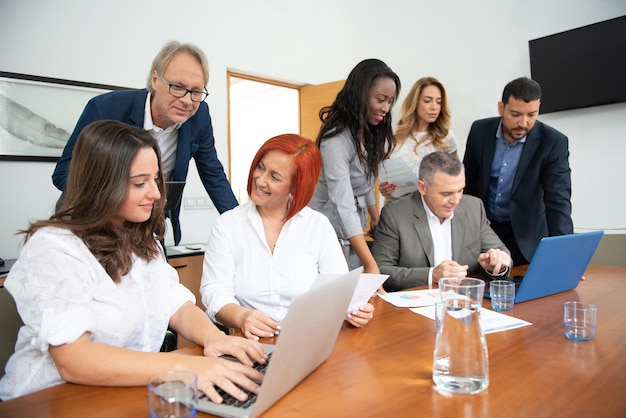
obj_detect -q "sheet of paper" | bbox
[349,273,389,311]
[379,288,440,308]
[315,272,389,312]
[410,305,533,334]
[378,156,419,198]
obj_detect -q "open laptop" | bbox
[485,230,604,303]
[197,267,362,418]
[164,181,186,212]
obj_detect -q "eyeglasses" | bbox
[159,74,208,102]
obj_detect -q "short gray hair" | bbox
[419,151,463,185]
[146,40,210,94]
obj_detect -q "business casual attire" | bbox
[385,131,458,203]
[52,89,238,244]
[372,192,509,291]
[0,227,194,400]
[201,202,348,324]
[463,117,573,265]
[308,129,375,269]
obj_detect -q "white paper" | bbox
[410,305,533,334]
[378,288,440,308]
[315,273,389,312]
[349,273,389,311]
[378,157,419,198]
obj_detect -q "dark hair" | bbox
[316,58,400,179]
[247,134,322,221]
[24,120,166,282]
[419,151,463,185]
[502,77,542,104]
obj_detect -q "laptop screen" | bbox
[164,181,185,212]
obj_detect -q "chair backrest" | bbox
[0,286,23,376]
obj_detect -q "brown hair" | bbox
[23,120,166,282]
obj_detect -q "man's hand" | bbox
[478,248,512,276]
[432,260,469,283]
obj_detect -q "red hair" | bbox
[247,134,321,221]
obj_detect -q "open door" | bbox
[299,79,378,234]
[299,80,344,142]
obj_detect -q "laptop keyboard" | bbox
[198,352,273,409]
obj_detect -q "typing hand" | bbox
[203,334,268,367]
[193,356,263,405]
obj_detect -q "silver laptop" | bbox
[486,231,604,303]
[197,267,362,418]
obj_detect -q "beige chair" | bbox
[0,286,23,376]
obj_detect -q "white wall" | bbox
[1,0,625,258]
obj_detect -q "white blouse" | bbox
[392,131,458,177]
[201,201,349,324]
[0,227,194,400]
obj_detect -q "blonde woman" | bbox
[379,77,458,202]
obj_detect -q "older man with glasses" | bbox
[52,40,237,245]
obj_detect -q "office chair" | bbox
[160,328,178,352]
[0,286,24,376]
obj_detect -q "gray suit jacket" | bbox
[372,193,509,291]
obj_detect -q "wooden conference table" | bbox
[1,264,625,417]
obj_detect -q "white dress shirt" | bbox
[421,196,453,286]
[144,92,181,180]
[201,201,348,323]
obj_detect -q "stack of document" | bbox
[379,289,532,334]
[378,157,419,198]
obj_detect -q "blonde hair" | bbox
[146,40,209,93]
[394,77,452,153]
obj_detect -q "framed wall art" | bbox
[0,71,131,162]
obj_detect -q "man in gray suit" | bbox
[372,152,511,291]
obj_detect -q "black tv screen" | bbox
[529,15,626,114]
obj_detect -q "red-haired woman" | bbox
[200,134,374,340]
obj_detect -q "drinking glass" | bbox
[490,280,515,312]
[147,370,198,418]
[564,301,597,342]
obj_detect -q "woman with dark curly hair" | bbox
[309,59,400,272]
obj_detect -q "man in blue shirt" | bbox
[463,77,573,265]
[52,41,238,244]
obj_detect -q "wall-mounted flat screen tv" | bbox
[529,15,626,114]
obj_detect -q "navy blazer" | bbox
[372,193,509,291]
[463,117,573,262]
[52,89,238,244]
